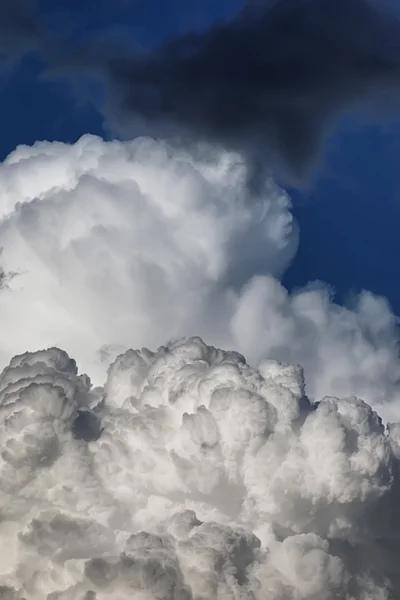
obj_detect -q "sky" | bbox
[1,0,400,314]
[284,117,400,309]
[4,2,400,598]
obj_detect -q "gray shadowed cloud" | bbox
[2,0,400,185]
[87,0,400,183]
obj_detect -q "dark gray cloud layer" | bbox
[2,0,400,183]
[96,0,400,181]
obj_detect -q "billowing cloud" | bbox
[0,134,297,382]
[230,276,400,419]
[1,337,400,598]
[0,73,399,600]
[0,135,399,418]
[2,3,400,598]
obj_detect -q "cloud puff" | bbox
[1,337,400,598]
[230,276,400,419]
[0,134,297,381]
[0,135,399,418]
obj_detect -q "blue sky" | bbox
[2,0,400,315]
[283,118,400,312]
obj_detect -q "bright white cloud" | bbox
[0,134,399,418]
[230,276,400,419]
[0,135,296,382]
[0,338,399,598]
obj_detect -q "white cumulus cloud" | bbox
[0,135,296,382]
[1,135,400,598]
[0,338,399,599]
[0,135,399,418]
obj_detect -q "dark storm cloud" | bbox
[92,0,400,181]
[2,0,400,183]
